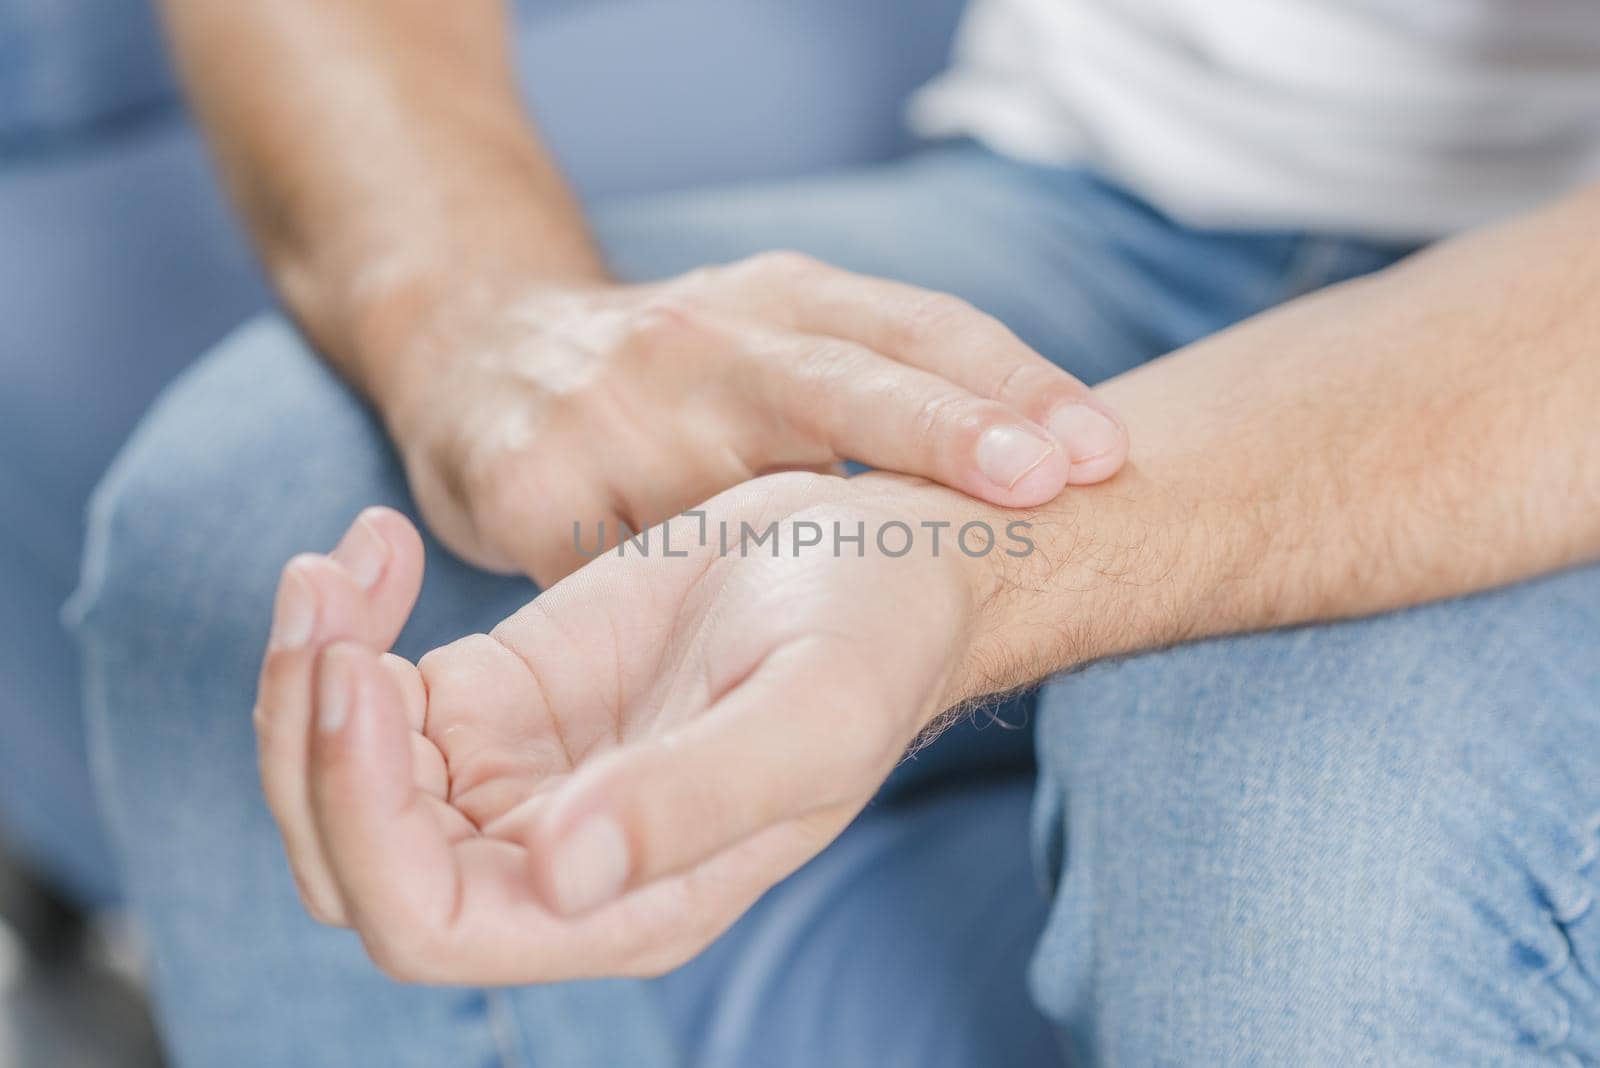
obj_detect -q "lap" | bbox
[73,144,1409,1064]
[662,778,1054,1068]
[591,142,1369,382]
[1033,565,1600,1066]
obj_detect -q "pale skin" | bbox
[157,0,1127,584]
[163,0,1600,981]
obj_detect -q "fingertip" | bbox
[330,514,391,591]
[360,506,425,563]
[968,422,1071,506]
[331,506,424,591]
[973,423,1064,493]
[284,553,370,643]
[522,757,638,917]
[269,556,321,651]
[325,507,426,649]
[1063,441,1129,485]
[537,810,632,918]
[1047,401,1129,485]
[1001,447,1073,504]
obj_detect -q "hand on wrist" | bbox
[299,249,1133,587]
[880,452,1219,710]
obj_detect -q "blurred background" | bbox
[0,0,966,1062]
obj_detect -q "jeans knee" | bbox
[1030,569,1600,1064]
[1035,566,1600,831]
[68,316,399,658]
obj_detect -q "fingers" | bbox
[303,637,830,986]
[301,635,838,986]
[754,331,1073,507]
[328,507,428,648]
[254,507,425,923]
[520,642,897,917]
[732,253,1129,485]
[308,641,462,965]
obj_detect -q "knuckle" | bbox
[622,294,713,359]
[910,389,980,452]
[794,338,859,386]
[990,359,1045,402]
[414,646,451,686]
[416,633,491,695]
[993,359,1082,412]
[894,292,980,350]
[787,341,868,440]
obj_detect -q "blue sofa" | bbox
[0,0,969,905]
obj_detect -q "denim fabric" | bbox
[0,0,173,151]
[1032,572,1600,1066]
[69,143,1597,1064]
[0,0,963,904]
[0,116,271,907]
[0,0,965,178]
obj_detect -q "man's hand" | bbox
[255,475,1008,983]
[370,254,1125,584]
[253,172,1600,985]
[159,0,1126,588]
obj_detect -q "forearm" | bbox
[969,184,1600,692]
[159,0,605,395]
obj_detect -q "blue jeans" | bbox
[71,144,1600,1066]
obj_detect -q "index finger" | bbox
[727,252,1128,484]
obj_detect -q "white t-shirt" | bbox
[910,0,1600,239]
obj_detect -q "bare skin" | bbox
[160,0,1600,982]
[157,0,1127,584]
[256,182,1600,982]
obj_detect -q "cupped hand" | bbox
[367,252,1125,584]
[255,474,1018,983]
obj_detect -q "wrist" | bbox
[296,244,613,434]
[257,139,610,410]
[956,459,1242,696]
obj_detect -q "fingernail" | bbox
[549,814,630,915]
[333,513,388,591]
[317,650,351,734]
[270,568,316,650]
[976,425,1057,489]
[1047,404,1122,464]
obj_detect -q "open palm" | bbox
[255,473,984,984]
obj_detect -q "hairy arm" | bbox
[246,183,1596,978]
[157,0,1131,583]
[967,183,1600,693]
[157,0,605,398]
